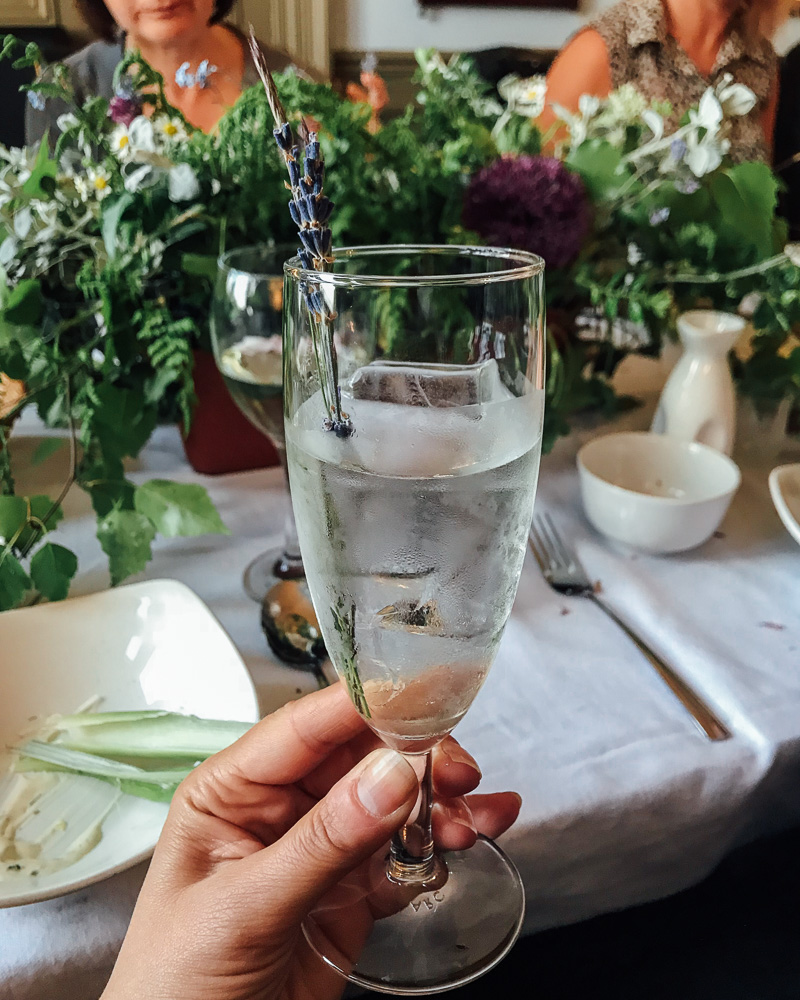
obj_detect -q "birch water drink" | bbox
[286,361,543,753]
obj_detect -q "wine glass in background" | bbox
[211,244,325,667]
[283,245,546,992]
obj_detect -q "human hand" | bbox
[100,683,521,1000]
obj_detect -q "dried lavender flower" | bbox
[248,28,351,437]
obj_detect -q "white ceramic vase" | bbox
[651,309,746,456]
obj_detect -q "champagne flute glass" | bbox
[211,244,324,666]
[283,245,545,992]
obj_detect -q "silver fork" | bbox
[529,513,731,742]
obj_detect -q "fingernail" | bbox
[357,749,416,818]
[443,742,482,778]
[442,798,477,834]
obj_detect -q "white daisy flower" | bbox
[76,166,113,201]
[154,115,189,144]
[109,124,133,159]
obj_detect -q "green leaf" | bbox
[3,279,43,326]
[29,542,78,601]
[87,478,136,518]
[90,385,158,460]
[180,253,218,279]
[566,139,624,202]
[97,509,156,586]
[21,139,57,201]
[31,438,64,466]
[0,551,32,611]
[710,162,780,261]
[134,480,229,537]
[0,495,27,544]
[101,193,134,260]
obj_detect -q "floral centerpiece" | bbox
[460,68,800,431]
[1,37,798,611]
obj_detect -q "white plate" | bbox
[769,464,800,547]
[0,579,258,907]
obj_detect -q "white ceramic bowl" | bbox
[577,432,741,554]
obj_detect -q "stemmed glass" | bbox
[210,244,324,666]
[283,245,546,992]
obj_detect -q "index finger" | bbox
[207,683,368,788]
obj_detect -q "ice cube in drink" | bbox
[286,361,544,751]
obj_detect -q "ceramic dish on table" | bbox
[0,579,259,908]
[577,431,741,554]
[769,464,800,546]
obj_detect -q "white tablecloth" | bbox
[3,359,800,999]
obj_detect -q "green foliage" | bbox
[4,36,795,611]
[133,481,229,538]
[97,509,157,587]
[30,543,78,601]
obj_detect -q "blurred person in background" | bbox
[543,0,790,162]
[26,0,293,142]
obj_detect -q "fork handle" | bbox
[589,594,732,742]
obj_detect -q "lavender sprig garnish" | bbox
[248,30,352,437]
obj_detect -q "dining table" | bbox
[2,354,799,1000]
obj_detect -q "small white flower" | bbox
[627,242,644,267]
[154,115,189,144]
[690,89,724,133]
[785,243,800,267]
[87,166,113,200]
[127,116,156,153]
[123,162,158,193]
[498,73,547,117]
[737,291,762,317]
[168,162,200,202]
[0,235,18,265]
[210,178,221,195]
[109,124,133,159]
[685,129,726,177]
[578,93,600,119]
[13,207,33,239]
[715,74,757,117]
[641,109,664,140]
[56,112,79,133]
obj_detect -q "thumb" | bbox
[251,748,418,922]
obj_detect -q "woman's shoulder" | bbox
[63,39,123,100]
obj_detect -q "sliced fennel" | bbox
[48,711,252,767]
[10,711,254,803]
[16,742,190,803]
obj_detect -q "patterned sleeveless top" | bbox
[589,0,777,162]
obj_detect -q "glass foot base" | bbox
[303,836,525,995]
[243,547,301,603]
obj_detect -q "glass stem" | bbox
[274,446,304,579]
[388,751,436,883]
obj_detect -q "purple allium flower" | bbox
[649,206,670,226]
[462,156,590,269]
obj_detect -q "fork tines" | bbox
[530,512,579,574]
